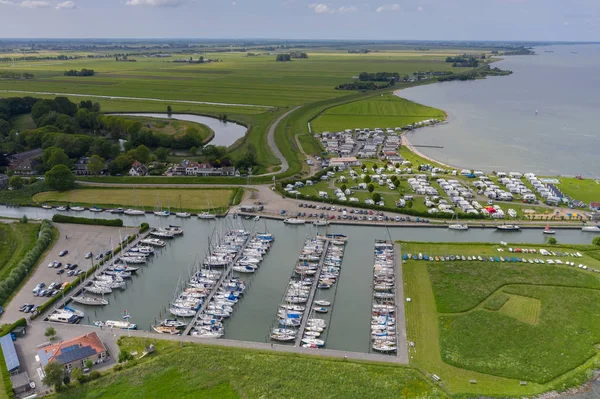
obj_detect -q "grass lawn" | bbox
[53,337,448,399]
[402,241,600,396]
[32,187,237,213]
[312,93,446,133]
[554,177,600,205]
[121,115,214,144]
[0,222,40,282]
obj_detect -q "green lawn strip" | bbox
[53,337,448,399]
[482,293,510,311]
[311,93,445,133]
[32,187,239,214]
[439,285,600,383]
[0,223,40,281]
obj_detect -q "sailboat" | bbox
[448,211,468,230]
[543,225,556,235]
[582,224,600,232]
[153,198,170,217]
[198,200,216,219]
[124,188,145,215]
[175,195,191,218]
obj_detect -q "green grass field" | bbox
[402,241,600,396]
[554,177,600,204]
[120,116,213,143]
[33,187,237,213]
[0,222,40,281]
[53,337,448,399]
[312,93,446,133]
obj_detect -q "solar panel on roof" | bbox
[0,335,20,372]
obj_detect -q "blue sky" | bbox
[0,0,598,41]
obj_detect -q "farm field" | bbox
[33,188,239,213]
[311,93,446,133]
[0,222,40,282]
[0,51,460,107]
[53,337,448,399]
[402,241,600,396]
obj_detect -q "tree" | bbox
[167,105,172,116]
[45,165,75,191]
[20,215,28,224]
[373,193,382,203]
[118,349,133,363]
[189,146,197,156]
[395,162,400,168]
[43,147,70,169]
[131,145,151,164]
[87,155,105,175]
[108,155,133,175]
[340,184,347,192]
[70,367,82,382]
[43,361,65,389]
[372,163,378,171]
[9,175,24,189]
[84,359,94,369]
[0,118,9,136]
[364,175,372,184]
[593,236,600,246]
[547,237,557,245]
[154,147,169,162]
[361,164,366,170]
[45,326,57,340]
[367,184,374,193]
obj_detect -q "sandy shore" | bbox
[400,133,461,170]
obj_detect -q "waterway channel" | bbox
[2,206,598,353]
[114,113,247,147]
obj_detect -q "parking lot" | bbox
[0,223,133,324]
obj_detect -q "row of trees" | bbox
[358,72,400,82]
[63,69,95,76]
[336,81,390,91]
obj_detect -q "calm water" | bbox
[115,113,247,147]
[3,206,598,353]
[398,44,600,177]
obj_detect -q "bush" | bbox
[593,236,600,246]
[139,222,149,233]
[52,214,123,227]
[0,345,14,398]
[90,370,101,380]
[118,349,134,363]
[77,374,90,384]
[547,237,558,245]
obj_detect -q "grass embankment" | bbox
[120,115,214,144]
[311,93,446,133]
[0,222,40,282]
[53,337,448,399]
[402,241,600,397]
[33,187,239,213]
[553,177,600,204]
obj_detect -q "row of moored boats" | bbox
[371,241,397,354]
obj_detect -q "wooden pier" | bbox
[183,234,250,336]
[294,239,331,347]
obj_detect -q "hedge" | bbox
[52,214,123,227]
[0,220,53,306]
[0,345,14,399]
[33,234,138,319]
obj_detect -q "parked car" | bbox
[85,252,93,259]
[56,269,65,275]
[59,250,68,257]
[54,262,62,268]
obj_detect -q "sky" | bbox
[0,0,599,41]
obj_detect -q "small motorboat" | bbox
[314,300,331,306]
[313,307,328,313]
[543,225,556,235]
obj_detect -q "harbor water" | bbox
[2,206,598,353]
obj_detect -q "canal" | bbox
[2,206,598,353]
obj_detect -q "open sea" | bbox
[397,44,600,177]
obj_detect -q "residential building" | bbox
[0,334,20,374]
[329,157,360,170]
[37,332,107,371]
[74,157,90,176]
[129,160,149,176]
[8,149,43,175]
[164,159,236,177]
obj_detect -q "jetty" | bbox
[295,239,330,347]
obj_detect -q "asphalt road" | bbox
[258,106,301,176]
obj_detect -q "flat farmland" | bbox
[312,93,446,132]
[33,188,237,212]
[0,51,459,107]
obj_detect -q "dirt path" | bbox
[0,90,273,109]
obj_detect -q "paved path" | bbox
[0,90,273,109]
[394,243,409,363]
[258,106,301,177]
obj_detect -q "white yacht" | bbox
[103,320,137,330]
[496,224,520,231]
[176,212,191,218]
[582,225,600,232]
[198,212,216,219]
[313,220,329,226]
[124,208,145,215]
[71,295,108,306]
[448,212,468,230]
[284,218,306,225]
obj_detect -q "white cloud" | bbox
[126,0,186,7]
[337,5,357,13]
[376,3,400,12]
[20,0,50,7]
[231,1,236,4]
[309,3,333,13]
[56,0,75,9]
[417,5,423,11]
[0,0,14,5]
